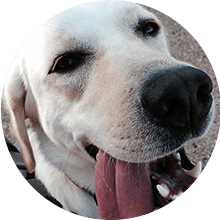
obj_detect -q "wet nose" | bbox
[141,66,213,132]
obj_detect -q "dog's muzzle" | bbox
[91,66,213,219]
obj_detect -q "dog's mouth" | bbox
[85,143,199,219]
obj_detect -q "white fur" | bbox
[3,1,213,218]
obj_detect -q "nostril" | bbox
[196,81,213,116]
[164,98,182,118]
[197,81,212,97]
[152,98,182,117]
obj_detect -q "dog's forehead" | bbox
[22,1,163,81]
[49,1,155,27]
[41,1,157,47]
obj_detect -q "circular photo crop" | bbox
[1,0,219,219]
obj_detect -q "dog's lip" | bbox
[149,150,200,208]
[85,143,99,161]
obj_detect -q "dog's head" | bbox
[4,1,213,173]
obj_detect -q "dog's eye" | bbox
[143,21,159,35]
[136,19,160,37]
[50,54,85,73]
[56,57,75,70]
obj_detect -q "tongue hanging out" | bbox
[94,149,200,219]
[95,150,154,219]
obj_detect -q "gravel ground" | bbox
[1,4,219,182]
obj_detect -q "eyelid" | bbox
[50,55,66,72]
[49,52,89,74]
[49,55,65,73]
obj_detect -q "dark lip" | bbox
[85,143,99,161]
[85,142,195,170]
[176,148,195,170]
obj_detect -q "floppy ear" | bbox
[4,66,36,173]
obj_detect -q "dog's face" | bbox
[3,1,214,218]
[37,2,173,163]
[4,1,213,172]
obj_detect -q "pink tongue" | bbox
[95,150,154,219]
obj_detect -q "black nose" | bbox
[141,66,213,133]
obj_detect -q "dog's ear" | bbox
[4,66,36,173]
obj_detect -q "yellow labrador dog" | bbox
[4,0,213,219]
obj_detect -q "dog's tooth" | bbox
[156,184,170,198]
[174,152,181,161]
[96,151,100,160]
[174,152,181,165]
[170,192,183,200]
[185,161,202,178]
[95,151,100,169]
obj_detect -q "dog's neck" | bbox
[27,123,96,194]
